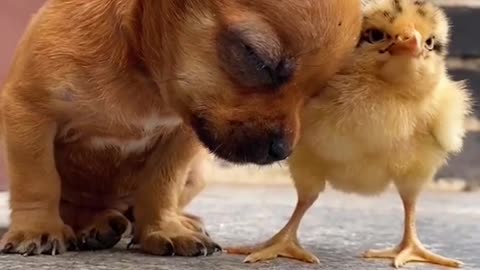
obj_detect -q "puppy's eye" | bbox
[217,29,295,90]
[241,44,294,89]
[242,43,273,80]
[425,36,435,50]
[365,29,388,43]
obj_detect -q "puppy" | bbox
[0,0,361,256]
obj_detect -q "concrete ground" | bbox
[0,185,478,270]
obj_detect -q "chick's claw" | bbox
[227,240,319,264]
[364,243,464,268]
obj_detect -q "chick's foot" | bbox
[226,194,320,264]
[227,238,319,264]
[364,240,463,268]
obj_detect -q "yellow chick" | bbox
[227,0,472,268]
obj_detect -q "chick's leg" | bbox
[364,191,463,268]
[226,154,325,264]
[226,194,319,263]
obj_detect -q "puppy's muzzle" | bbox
[191,116,293,165]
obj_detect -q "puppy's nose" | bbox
[267,136,292,162]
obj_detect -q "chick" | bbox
[227,0,471,268]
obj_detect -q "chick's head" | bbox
[356,0,449,86]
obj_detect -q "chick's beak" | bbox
[388,29,422,57]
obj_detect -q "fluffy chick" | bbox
[227,0,472,268]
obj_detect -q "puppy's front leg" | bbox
[0,101,75,255]
[178,148,209,209]
[133,127,220,257]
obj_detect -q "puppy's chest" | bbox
[58,114,182,156]
[92,116,179,154]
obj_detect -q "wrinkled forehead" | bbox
[362,0,449,42]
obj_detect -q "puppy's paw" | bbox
[1,220,76,256]
[77,210,130,251]
[139,213,221,257]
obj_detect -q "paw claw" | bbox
[139,214,219,257]
[2,243,14,254]
[165,241,175,256]
[51,240,59,255]
[214,243,223,253]
[127,238,137,250]
[80,234,87,244]
[0,222,74,256]
[23,243,37,256]
[191,242,204,257]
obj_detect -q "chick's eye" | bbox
[425,37,435,50]
[365,29,387,43]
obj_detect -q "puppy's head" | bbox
[158,0,361,165]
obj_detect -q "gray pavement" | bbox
[0,185,479,270]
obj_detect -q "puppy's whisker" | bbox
[210,142,225,157]
[240,147,248,164]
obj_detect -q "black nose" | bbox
[267,136,292,162]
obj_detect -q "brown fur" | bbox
[0,0,361,256]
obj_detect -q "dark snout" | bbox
[267,134,292,162]
[191,116,293,165]
[246,132,293,165]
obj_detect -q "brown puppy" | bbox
[0,0,361,256]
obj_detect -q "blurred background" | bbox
[0,0,478,192]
